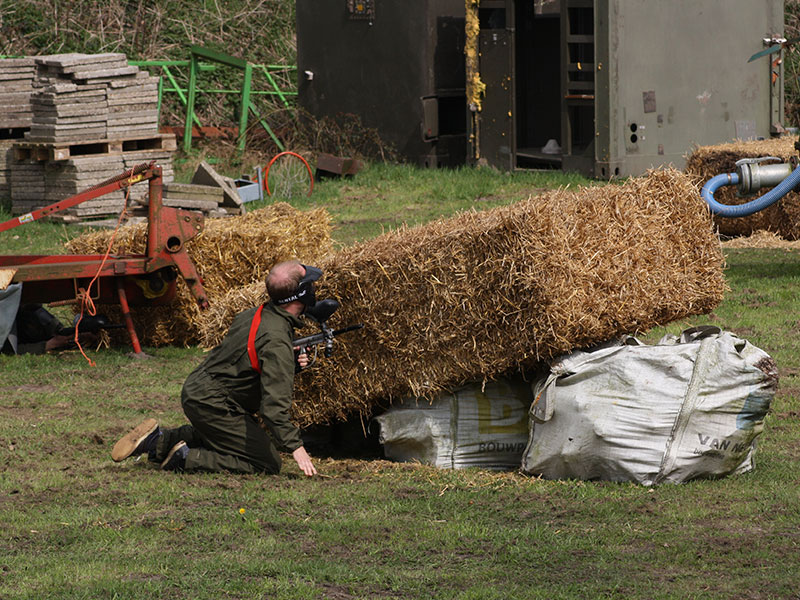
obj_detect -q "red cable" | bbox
[73,170,133,366]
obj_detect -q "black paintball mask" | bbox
[274,264,323,310]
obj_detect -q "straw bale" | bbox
[720,229,800,250]
[200,169,725,428]
[64,202,333,346]
[684,137,800,239]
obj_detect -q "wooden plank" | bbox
[12,134,176,161]
[162,192,221,204]
[107,83,159,95]
[106,111,159,125]
[0,91,37,102]
[0,118,33,129]
[160,198,219,210]
[70,66,141,80]
[35,53,127,68]
[191,161,244,207]
[36,82,107,94]
[107,126,158,138]
[165,182,223,195]
[33,103,107,117]
[32,94,107,106]
[35,114,108,125]
[0,57,36,67]
[0,72,36,80]
[68,205,125,217]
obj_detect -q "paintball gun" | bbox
[294,299,363,367]
[58,314,126,337]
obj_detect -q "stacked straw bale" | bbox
[65,203,333,346]
[199,169,726,428]
[684,137,800,239]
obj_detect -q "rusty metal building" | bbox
[297,0,785,177]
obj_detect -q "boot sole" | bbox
[111,418,158,462]
[161,441,187,471]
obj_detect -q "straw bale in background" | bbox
[684,137,800,239]
[720,229,800,249]
[65,203,333,346]
[200,169,725,428]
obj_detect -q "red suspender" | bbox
[248,304,264,373]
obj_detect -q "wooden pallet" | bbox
[13,133,176,162]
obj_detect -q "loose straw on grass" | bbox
[721,229,800,249]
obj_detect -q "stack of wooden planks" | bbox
[0,57,36,130]
[0,57,37,201]
[5,53,177,219]
[28,53,158,142]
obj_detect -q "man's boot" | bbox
[161,441,189,471]
[111,418,162,462]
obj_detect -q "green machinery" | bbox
[131,45,297,154]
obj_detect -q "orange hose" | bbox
[73,171,133,366]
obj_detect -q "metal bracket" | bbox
[736,156,793,195]
[735,156,782,167]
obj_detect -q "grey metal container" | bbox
[476,0,785,176]
[297,0,784,177]
[589,0,784,178]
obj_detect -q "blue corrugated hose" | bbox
[701,165,800,218]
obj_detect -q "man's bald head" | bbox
[266,260,305,303]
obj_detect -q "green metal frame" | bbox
[130,46,296,154]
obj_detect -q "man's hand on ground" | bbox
[292,446,317,476]
[45,334,75,351]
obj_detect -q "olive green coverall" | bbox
[153,302,305,473]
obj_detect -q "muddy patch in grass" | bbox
[0,384,58,395]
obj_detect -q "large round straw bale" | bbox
[200,169,725,428]
[684,137,800,239]
[65,203,333,346]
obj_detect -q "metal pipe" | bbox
[116,278,143,355]
[737,160,793,195]
[701,162,800,218]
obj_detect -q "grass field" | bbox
[1,164,799,599]
[230,160,597,247]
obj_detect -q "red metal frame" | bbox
[0,162,210,352]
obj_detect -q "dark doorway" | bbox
[514,2,562,169]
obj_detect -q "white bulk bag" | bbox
[0,282,22,352]
[375,376,532,470]
[521,327,777,485]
